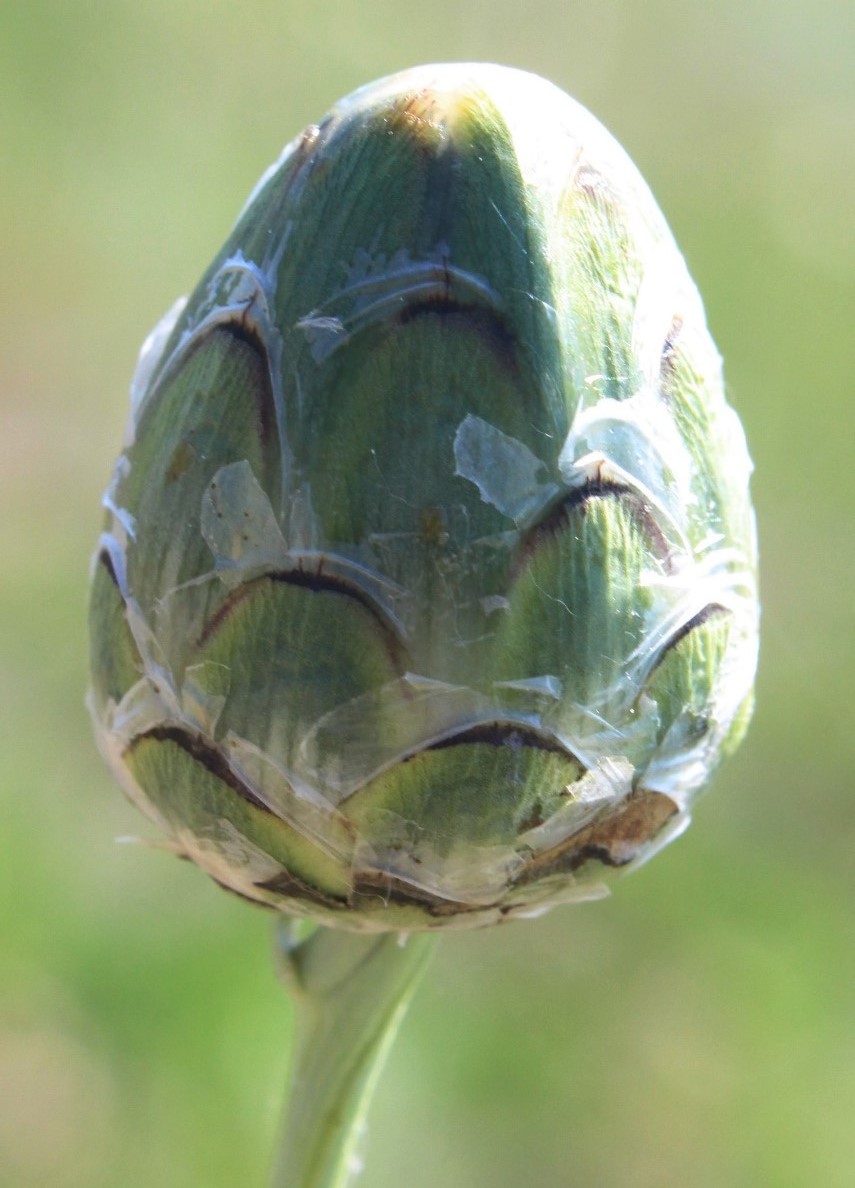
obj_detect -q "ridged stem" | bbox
[271,922,436,1188]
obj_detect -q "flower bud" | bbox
[89,64,758,931]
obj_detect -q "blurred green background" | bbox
[2,2,853,1185]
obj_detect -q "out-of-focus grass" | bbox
[2,3,853,1185]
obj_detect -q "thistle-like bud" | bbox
[89,64,758,931]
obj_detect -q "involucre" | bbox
[89,64,758,932]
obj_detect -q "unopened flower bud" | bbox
[89,64,758,931]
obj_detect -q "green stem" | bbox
[271,922,436,1188]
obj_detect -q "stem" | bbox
[271,922,436,1188]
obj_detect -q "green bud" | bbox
[89,64,758,931]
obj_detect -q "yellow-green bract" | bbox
[89,64,758,932]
